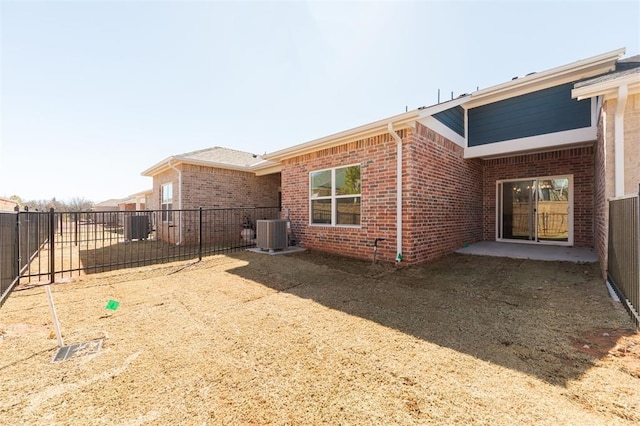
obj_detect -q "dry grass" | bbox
[1,250,638,425]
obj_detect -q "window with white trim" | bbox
[310,165,361,226]
[161,183,173,222]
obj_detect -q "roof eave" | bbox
[142,156,264,176]
[141,156,176,177]
[264,110,420,162]
[465,48,625,108]
[572,71,640,100]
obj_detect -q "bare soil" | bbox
[1,250,638,425]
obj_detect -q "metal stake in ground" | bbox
[46,283,104,362]
[46,285,64,347]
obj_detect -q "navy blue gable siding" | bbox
[468,83,591,147]
[433,105,465,137]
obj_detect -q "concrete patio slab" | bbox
[246,246,307,256]
[455,241,598,263]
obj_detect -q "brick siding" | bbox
[623,94,640,195]
[594,106,608,277]
[282,131,405,264]
[403,123,483,262]
[150,165,280,244]
[282,123,483,264]
[181,164,280,209]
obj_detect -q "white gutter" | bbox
[264,110,419,162]
[614,84,628,197]
[167,159,183,245]
[465,48,624,108]
[388,122,403,262]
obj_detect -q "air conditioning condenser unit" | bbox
[256,219,288,252]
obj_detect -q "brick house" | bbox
[0,197,18,212]
[117,189,153,212]
[142,147,281,244]
[261,48,639,266]
[141,48,638,267]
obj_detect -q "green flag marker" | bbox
[106,300,120,311]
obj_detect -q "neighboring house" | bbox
[262,48,639,265]
[93,191,152,226]
[117,189,153,211]
[141,147,281,244]
[0,197,18,212]
[93,199,121,212]
[92,198,122,225]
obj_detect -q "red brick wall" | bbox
[404,123,483,262]
[281,123,483,264]
[181,165,280,209]
[282,131,406,263]
[482,146,595,247]
[593,107,608,277]
[150,165,280,245]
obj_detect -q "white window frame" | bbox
[309,164,361,227]
[161,183,173,223]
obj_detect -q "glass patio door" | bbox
[498,176,571,244]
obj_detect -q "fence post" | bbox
[14,211,20,285]
[74,212,78,246]
[49,208,55,284]
[198,207,203,261]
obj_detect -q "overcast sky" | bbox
[1,0,638,203]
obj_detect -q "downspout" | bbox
[614,84,628,197]
[167,159,183,245]
[388,122,403,262]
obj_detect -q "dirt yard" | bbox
[1,250,638,425]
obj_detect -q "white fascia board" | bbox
[141,156,262,177]
[129,188,153,197]
[253,163,282,176]
[141,156,176,177]
[174,157,258,172]
[418,116,466,147]
[264,110,420,161]
[464,126,597,159]
[572,72,640,100]
[465,48,624,108]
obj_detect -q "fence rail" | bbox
[0,207,280,307]
[608,187,640,329]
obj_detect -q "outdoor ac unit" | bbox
[124,215,150,240]
[256,219,288,251]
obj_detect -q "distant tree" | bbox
[12,195,95,212]
[67,196,94,212]
[9,195,23,209]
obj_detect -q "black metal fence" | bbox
[1,210,51,307]
[1,207,280,305]
[0,212,19,308]
[608,186,639,329]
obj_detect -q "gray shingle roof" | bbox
[176,146,263,168]
[575,55,640,88]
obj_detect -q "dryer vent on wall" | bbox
[256,220,288,251]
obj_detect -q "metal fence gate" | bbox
[0,207,280,307]
[608,186,640,328]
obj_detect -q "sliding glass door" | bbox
[497,176,572,245]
